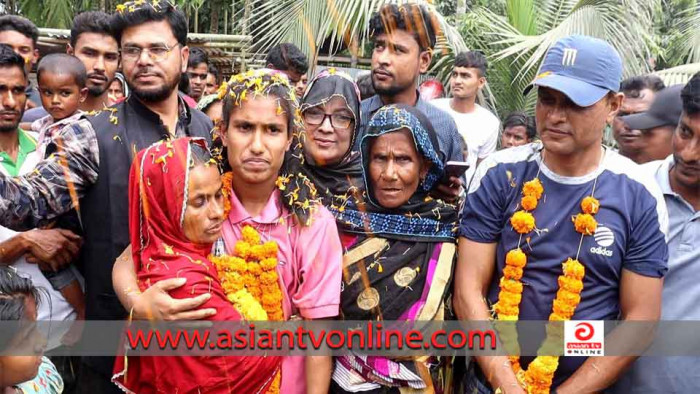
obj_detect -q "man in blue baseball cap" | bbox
[455,35,668,393]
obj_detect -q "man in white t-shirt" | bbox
[432,51,500,181]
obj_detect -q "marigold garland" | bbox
[493,172,600,394]
[522,178,544,199]
[511,211,536,234]
[573,213,598,235]
[210,225,284,322]
[221,172,233,218]
[521,195,539,211]
[580,196,600,215]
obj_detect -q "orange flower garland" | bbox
[221,172,233,218]
[210,225,284,322]
[494,174,600,393]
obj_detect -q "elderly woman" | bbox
[330,104,459,393]
[112,138,281,393]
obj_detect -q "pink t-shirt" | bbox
[221,189,342,394]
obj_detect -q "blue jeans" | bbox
[464,358,495,394]
[41,265,78,290]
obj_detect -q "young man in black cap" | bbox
[619,84,683,163]
[612,75,665,163]
[613,73,700,392]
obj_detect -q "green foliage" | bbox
[654,0,700,68]
[454,0,661,117]
[241,0,470,76]
[18,0,75,28]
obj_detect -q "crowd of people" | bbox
[0,1,697,393]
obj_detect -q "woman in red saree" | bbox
[112,137,281,394]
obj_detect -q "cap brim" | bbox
[620,112,666,131]
[524,74,610,107]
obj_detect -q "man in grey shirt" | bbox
[613,73,700,392]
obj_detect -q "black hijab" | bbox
[299,69,364,207]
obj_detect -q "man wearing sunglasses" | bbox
[0,2,213,392]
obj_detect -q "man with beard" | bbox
[22,11,120,125]
[0,1,212,392]
[359,3,464,197]
[612,75,665,163]
[612,72,700,392]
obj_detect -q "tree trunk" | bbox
[209,0,220,34]
[240,0,252,71]
[457,0,467,16]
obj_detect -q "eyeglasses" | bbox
[121,42,180,63]
[303,110,354,129]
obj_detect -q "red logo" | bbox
[574,322,594,341]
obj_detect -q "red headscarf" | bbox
[113,137,281,394]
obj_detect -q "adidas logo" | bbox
[590,226,615,257]
[590,246,613,257]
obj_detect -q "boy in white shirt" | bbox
[432,51,499,181]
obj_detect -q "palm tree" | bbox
[458,0,659,116]
[239,0,469,74]
[667,1,700,66]
[18,0,75,28]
